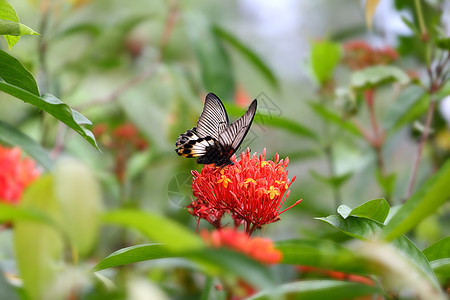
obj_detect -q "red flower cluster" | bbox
[0,146,40,204]
[342,40,398,70]
[201,228,282,264]
[188,149,301,234]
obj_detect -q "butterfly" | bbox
[175,93,257,167]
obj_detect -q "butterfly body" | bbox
[175,93,257,167]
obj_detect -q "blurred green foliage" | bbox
[0,0,449,299]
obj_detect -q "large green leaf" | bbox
[187,15,234,101]
[318,215,441,292]
[351,65,410,90]
[54,159,103,258]
[276,239,373,275]
[0,82,99,149]
[213,25,278,89]
[102,210,203,252]
[0,50,98,149]
[0,0,39,48]
[0,50,39,95]
[248,280,380,300]
[310,40,342,85]
[383,160,450,241]
[383,85,427,133]
[337,198,390,223]
[14,175,64,300]
[93,243,274,290]
[0,120,53,170]
[308,102,362,137]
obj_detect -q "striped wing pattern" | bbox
[175,93,257,167]
[196,93,229,140]
[218,99,257,151]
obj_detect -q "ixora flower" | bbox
[0,146,40,204]
[201,228,282,264]
[188,148,302,234]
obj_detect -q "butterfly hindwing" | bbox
[218,99,257,152]
[196,93,229,140]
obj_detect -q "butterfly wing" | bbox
[218,99,257,153]
[196,93,229,140]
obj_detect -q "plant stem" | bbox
[200,276,214,300]
[318,96,342,209]
[414,0,427,37]
[405,98,436,199]
[365,89,391,202]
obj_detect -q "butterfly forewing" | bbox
[196,93,229,140]
[218,99,257,151]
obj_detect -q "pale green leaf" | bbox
[383,160,450,241]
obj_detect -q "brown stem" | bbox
[405,99,436,199]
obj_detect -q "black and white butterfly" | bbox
[175,93,257,167]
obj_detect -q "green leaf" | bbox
[93,244,274,290]
[0,19,39,36]
[310,170,353,188]
[310,40,342,84]
[0,203,52,225]
[0,120,53,170]
[375,170,396,199]
[351,65,410,90]
[0,0,18,48]
[436,37,450,51]
[214,25,279,90]
[383,159,450,241]
[0,0,39,48]
[276,239,374,275]
[338,198,390,223]
[401,16,420,36]
[383,85,427,133]
[0,50,39,95]
[0,50,99,149]
[93,243,170,271]
[318,215,441,292]
[248,280,380,300]
[423,237,450,261]
[429,259,450,279]
[102,210,204,252]
[14,175,64,300]
[54,159,103,257]
[187,15,234,100]
[424,237,450,279]
[189,248,274,290]
[0,84,99,150]
[309,102,362,137]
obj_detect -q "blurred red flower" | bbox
[0,146,40,204]
[201,228,282,264]
[342,40,398,70]
[188,148,301,234]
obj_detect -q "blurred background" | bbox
[0,0,449,298]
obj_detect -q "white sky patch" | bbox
[439,96,450,126]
